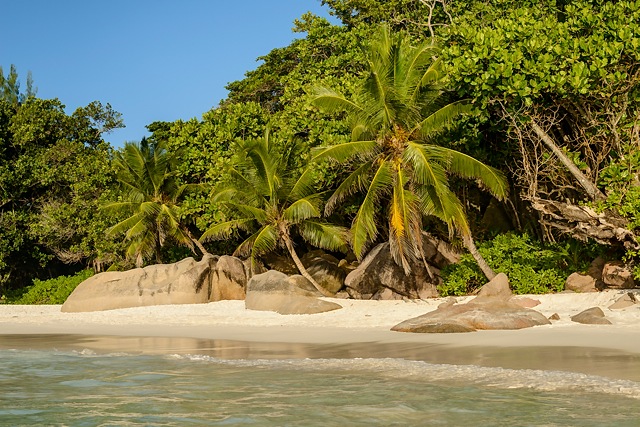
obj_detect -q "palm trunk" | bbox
[530,119,606,201]
[462,234,496,281]
[283,235,335,298]
[182,227,210,256]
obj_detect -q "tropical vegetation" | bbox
[3,0,640,302]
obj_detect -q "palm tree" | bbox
[105,139,206,267]
[200,130,349,297]
[310,25,508,280]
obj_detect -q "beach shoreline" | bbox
[1,290,640,381]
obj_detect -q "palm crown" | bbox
[311,25,508,276]
[104,139,197,267]
[200,130,349,296]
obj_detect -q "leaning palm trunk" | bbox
[462,234,496,281]
[182,227,210,256]
[283,235,335,298]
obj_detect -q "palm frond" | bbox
[424,146,508,200]
[351,160,393,259]
[250,224,278,258]
[200,218,255,242]
[311,140,378,163]
[412,100,472,138]
[289,166,317,200]
[283,196,322,223]
[417,185,469,236]
[403,142,449,187]
[310,86,364,115]
[325,161,373,215]
[298,220,350,252]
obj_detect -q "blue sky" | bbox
[1,1,336,147]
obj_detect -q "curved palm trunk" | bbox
[283,235,335,298]
[462,234,496,281]
[182,227,210,257]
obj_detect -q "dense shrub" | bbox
[8,270,93,304]
[439,233,601,296]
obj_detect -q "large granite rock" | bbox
[602,261,636,289]
[62,255,218,312]
[475,273,511,300]
[570,307,612,325]
[391,297,551,333]
[392,274,550,332]
[344,242,446,299]
[566,257,606,292]
[608,293,637,310]
[565,272,599,293]
[245,270,342,315]
[210,255,247,301]
[301,250,346,295]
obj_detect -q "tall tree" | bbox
[0,65,36,104]
[105,139,205,267]
[200,130,349,296]
[311,25,507,279]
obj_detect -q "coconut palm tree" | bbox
[310,25,508,280]
[200,130,349,297]
[104,139,206,267]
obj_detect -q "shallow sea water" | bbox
[1,347,640,426]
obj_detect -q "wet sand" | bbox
[1,291,639,382]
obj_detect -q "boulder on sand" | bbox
[62,255,219,312]
[391,298,551,333]
[245,270,342,315]
[570,307,612,325]
[344,242,447,299]
[391,273,550,333]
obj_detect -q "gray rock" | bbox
[565,272,599,293]
[245,270,342,315]
[62,255,217,312]
[475,273,512,300]
[391,298,551,333]
[344,243,439,299]
[301,250,346,294]
[602,261,636,289]
[260,252,298,275]
[210,255,247,301]
[570,307,612,325]
[608,293,636,310]
[510,297,541,308]
[437,297,458,309]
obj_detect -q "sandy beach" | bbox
[2,290,640,381]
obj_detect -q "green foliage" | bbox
[200,131,349,273]
[105,139,200,267]
[597,146,640,229]
[0,64,36,104]
[441,0,640,107]
[0,96,124,293]
[311,25,507,273]
[440,233,601,296]
[6,270,93,305]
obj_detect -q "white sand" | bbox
[1,290,639,352]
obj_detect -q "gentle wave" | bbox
[169,353,640,399]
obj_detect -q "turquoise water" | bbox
[1,348,639,426]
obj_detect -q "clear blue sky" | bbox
[1,0,337,147]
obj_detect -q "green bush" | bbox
[439,233,601,296]
[9,270,93,305]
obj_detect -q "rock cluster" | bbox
[63,254,342,315]
[62,254,248,312]
[244,270,341,315]
[565,257,637,292]
[392,273,551,333]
